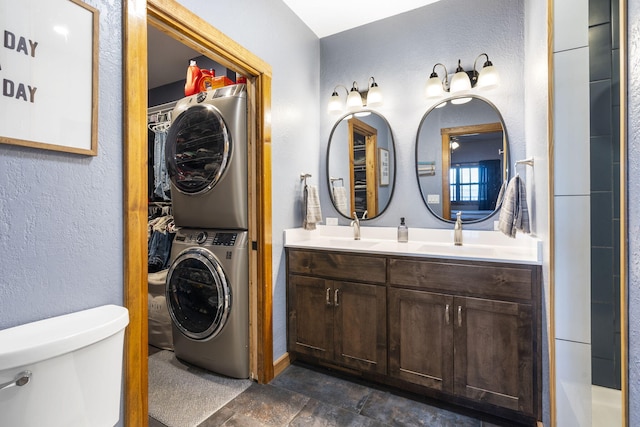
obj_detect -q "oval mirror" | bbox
[415,95,509,223]
[327,110,396,220]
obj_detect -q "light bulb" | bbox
[477,64,499,89]
[327,91,343,114]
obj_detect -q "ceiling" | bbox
[281,0,441,38]
[147,1,440,89]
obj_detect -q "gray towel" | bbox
[303,185,322,230]
[498,175,530,238]
[332,186,349,216]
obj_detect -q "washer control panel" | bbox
[212,232,237,246]
[173,230,240,247]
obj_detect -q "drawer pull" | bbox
[326,288,332,306]
[457,306,462,327]
[445,304,450,325]
[334,289,340,306]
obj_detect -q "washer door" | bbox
[165,104,231,195]
[166,247,231,340]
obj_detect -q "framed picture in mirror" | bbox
[379,148,389,186]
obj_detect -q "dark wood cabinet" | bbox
[287,250,387,374]
[286,248,541,423]
[388,288,454,392]
[453,296,534,415]
[388,257,540,420]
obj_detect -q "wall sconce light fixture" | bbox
[425,53,499,104]
[328,77,383,114]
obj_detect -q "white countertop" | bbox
[284,225,542,265]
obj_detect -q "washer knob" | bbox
[196,231,208,244]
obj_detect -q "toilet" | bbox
[0,305,129,427]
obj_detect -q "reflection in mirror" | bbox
[415,96,508,223]
[327,111,395,220]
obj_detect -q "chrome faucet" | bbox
[350,210,367,240]
[454,211,463,246]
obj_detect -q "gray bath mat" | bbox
[148,350,253,426]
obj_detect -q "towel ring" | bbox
[330,177,344,187]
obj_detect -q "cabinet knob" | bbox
[457,306,462,327]
[334,289,340,306]
[326,288,332,306]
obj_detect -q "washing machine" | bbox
[165,228,249,378]
[166,84,247,229]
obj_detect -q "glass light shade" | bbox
[327,92,343,114]
[450,71,471,94]
[477,65,499,89]
[451,96,472,105]
[366,85,383,107]
[346,89,363,111]
[425,75,445,98]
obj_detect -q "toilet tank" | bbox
[0,305,129,427]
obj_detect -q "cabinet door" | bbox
[333,281,387,374]
[388,288,454,393]
[287,275,333,360]
[453,297,534,415]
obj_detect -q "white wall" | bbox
[0,0,124,328]
[319,0,525,231]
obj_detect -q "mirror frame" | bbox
[415,94,510,224]
[326,110,397,220]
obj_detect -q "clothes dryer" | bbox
[166,84,247,229]
[165,228,249,378]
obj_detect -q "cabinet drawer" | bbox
[389,258,534,301]
[288,249,386,284]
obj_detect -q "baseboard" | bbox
[273,352,291,377]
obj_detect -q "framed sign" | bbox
[0,0,99,155]
[378,148,389,186]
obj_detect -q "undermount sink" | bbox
[327,239,379,249]
[284,225,542,265]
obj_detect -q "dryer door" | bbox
[165,104,231,195]
[166,247,231,340]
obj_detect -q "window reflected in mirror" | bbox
[416,96,508,223]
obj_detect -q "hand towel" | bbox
[303,185,322,230]
[498,174,531,238]
[332,186,349,216]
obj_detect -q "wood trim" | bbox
[256,73,274,383]
[274,352,292,377]
[123,0,149,425]
[124,1,274,424]
[146,0,271,78]
[441,133,452,219]
[547,0,556,425]
[618,0,628,424]
[348,117,378,217]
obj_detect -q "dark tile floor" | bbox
[148,347,523,427]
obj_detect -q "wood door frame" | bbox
[124,1,273,424]
[347,117,378,217]
[440,122,504,220]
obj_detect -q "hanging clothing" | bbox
[148,214,176,272]
[153,130,171,201]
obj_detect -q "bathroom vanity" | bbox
[285,226,542,424]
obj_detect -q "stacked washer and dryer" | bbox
[164,84,250,379]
